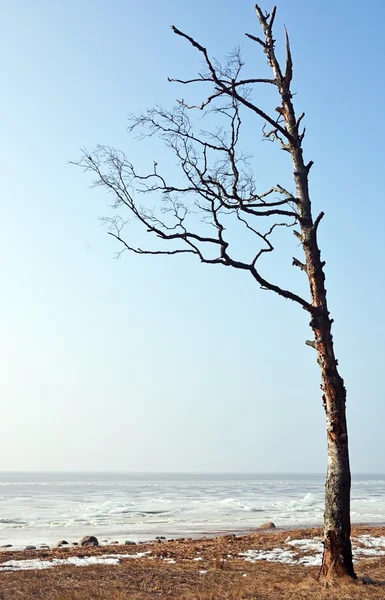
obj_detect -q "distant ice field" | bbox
[0,473,384,548]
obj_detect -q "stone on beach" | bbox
[259,522,276,529]
[24,546,36,550]
[80,536,99,547]
[57,540,69,547]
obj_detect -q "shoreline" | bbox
[1,524,385,599]
[2,522,385,556]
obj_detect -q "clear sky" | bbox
[1,0,384,473]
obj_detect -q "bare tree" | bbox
[75,5,356,579]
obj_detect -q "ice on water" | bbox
[0,472,384,548]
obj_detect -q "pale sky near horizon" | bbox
[1,0,384,474]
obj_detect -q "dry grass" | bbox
[1,527,385,599]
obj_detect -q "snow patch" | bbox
[240,548,297,564]
[0,551,151,572]
[240,535,385,567]
[287,538,323,553]
[353,535,385,549]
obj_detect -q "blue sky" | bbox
[1,0,384,473]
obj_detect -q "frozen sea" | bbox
[0,472,384,548]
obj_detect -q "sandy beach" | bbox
[1,525,385,599]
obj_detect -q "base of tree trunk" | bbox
[319,530,357,580]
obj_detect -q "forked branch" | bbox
[73,4,315,315]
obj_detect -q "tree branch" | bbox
[74,6,319,317]
[171,25,293,142]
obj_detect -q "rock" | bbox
[156,536,166,540]
[25,545,36,550]
[40,544,50,549]
[80,535,99,547]
[124,541,136,545]
[0,544,12,548]
[259,522,276,529]
[57,540,69,546]
[111,541,119,545]
[72,542,78,546]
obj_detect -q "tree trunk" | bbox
[290,155,356,580]
[311,312,356,579]
[291,161,356,578]
[291,147,356,580]
[273,59,357,580]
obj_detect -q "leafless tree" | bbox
[74,4,356,579]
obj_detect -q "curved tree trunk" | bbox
[287,131,356,581]
[255,8,357,580]
[288,96,356,583]
[296,185,356,581]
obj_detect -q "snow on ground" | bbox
[352,536,385,558]
[240,536,385,567]
[241,548,297,564]
[0,552,151,572]
[2,535,385,571]
[353,535,385,548]
[286,537,323,553]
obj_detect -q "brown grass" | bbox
[1,526,385,599]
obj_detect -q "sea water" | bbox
[0,472,384,548]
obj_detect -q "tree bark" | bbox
[318,334,356,579]
[286,91,356,584]
[255,8,357,579]
[293,152,356,582]
[289,100,356,581]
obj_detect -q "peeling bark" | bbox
[255,6,356,580]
